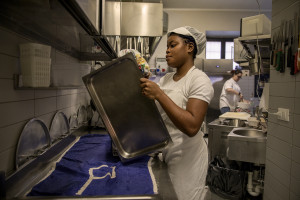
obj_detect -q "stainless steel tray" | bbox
[82,53,170,160]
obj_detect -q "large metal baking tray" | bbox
[82,53,170,160]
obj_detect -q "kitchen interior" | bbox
[0,0,299,200]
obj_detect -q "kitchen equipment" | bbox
[247,117,260,127]
[82,53,170,161]
[228,128,266,164]
[219,112,251,121]
[241,14,271,37]
[49,111,70,143]
[237,101,251,110]
[16,118,51,169]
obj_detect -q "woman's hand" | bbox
[239,92,243,101]
[140,78,163,100]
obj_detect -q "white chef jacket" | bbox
[157,66,214,200]
[219,78,241,111]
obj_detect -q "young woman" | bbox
[219,69,243,114]
[140,26,214,200]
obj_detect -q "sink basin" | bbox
[233,129,266,138]
[228,128,267,164]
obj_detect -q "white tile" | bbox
[0,147,16,176]
[0,100,34,127]
[268,96,295,112]
[290,192,300,200]
[57,88,79,96]
[296,82,300,98]
[292,146,300,164]
[291,161,300,180]
[295,114,300,131]
[272,0,300,27]
[290,176,300,196]
[269,67,296,83]
[267,135,292,158]
[57,94,78,110]
[269,82,296,98]
[295,98,300,114]
[54,51,76,64]
[34,89,57,99]
[0,54,19,79]
[268,108,294,129]
[38,112,56,129]
[265,159,291,187]
[267,122,293,143]
[264,171,290,200]
[263,184,282,200]
[293,130,300,147]
[0,79,34,103]
[0,121,26,152]
[266,147,291,174]
[34,97,57,116]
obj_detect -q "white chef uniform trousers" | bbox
[156,67,213,200]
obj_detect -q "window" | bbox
[206,39,238,69]
[206,41,221,59]
[206,39,234,59]
[225,41,234,59]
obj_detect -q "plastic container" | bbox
[20,56,51,87]
[20,43,51,58]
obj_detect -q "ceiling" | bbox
[161,0,272,11]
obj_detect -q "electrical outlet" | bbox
[278,108,289,121]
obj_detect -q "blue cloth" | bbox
[28,134,155,196]
[220,107,230,114]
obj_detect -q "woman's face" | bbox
[166,34,191,68]
[233,73,242,82]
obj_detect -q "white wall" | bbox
[264,1,300,200]
[0,27,91,176]
[149,9,272,67]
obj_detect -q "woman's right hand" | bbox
[239,93,244,101]
[140,78,163,100]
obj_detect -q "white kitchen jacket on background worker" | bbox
[140,26,214,200]
[219,69,243,114]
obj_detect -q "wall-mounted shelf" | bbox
[237,34,271,74]
[237,34,271,59]
[0,0,117,61]
[13,74,84,90]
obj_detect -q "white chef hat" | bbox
[167,26,206,55]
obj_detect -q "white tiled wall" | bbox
[237,75,254,100]
[264,1,300,199]
[0,26,91,176]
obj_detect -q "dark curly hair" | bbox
[230,69,242,76]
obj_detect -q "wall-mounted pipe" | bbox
[247,171,261,197]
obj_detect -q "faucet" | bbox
[255,107,267,132]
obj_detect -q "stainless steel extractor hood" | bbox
[103,1,166,60]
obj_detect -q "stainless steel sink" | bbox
[233,129,266,138]
[228,128,267,164]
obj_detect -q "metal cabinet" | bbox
[207,119,236,162]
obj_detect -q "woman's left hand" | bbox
[140,78,163,100]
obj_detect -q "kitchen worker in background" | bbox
[140,26,214,200]
[219,69,243,114]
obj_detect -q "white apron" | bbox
[157,86,209,200]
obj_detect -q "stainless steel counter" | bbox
[207,119,237,162]
[5,127,177,200]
